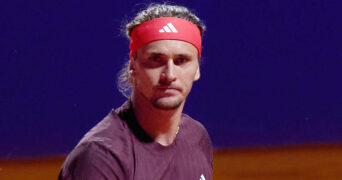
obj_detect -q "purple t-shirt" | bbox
[59,101,213,180]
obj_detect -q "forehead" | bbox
[137,40,198,57]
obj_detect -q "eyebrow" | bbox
[176,54,192,58]
[146,52,164,56]
[146,52,192,58]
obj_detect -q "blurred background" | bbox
[1,0,341,179]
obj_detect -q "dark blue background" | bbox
[1,0,341,158]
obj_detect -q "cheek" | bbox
[180,71,197,89]
[184,65,199,79]
[135,69,159,87]
[144,70,161,84]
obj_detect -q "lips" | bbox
[155,86,182,95]
[156,86,181,92]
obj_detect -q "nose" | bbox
[160,60,177,84]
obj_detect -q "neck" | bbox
[131,92,184,146]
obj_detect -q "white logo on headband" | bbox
[159,23,178,33]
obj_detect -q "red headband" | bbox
[129,17,202,58]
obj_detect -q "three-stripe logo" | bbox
[199,174,206,180]
[159,22,178,33]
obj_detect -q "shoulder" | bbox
[59,141,131,180]
[77,107,135,162]
[79,109,130,150]
[180,113,212,148]
[181,113,210,139]
[59,106,134,180]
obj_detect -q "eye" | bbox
[149,56,162,62]
[174,57,189,65]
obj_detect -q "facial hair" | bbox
[150,96,183,110]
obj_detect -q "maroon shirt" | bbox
[59,101,213,180]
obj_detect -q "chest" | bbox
[131,142,211,180]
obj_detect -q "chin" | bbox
[151,96,184,110]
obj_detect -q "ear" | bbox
[129,58,136,76]
[194,67,200,81]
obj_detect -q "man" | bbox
[59,4,212,180]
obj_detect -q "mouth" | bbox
[156,86,181,91]
[155,86,182,94]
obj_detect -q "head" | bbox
[118,3,205,110]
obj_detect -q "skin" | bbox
[130,40,200,146]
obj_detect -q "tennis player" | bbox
[59,3,213,180]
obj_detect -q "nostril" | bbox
[160,69,177,84]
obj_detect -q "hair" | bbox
[117,3,205,98]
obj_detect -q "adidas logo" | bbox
[199,174,206,180]
[159,22,178,33]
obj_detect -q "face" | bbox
[130,40,200,110]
